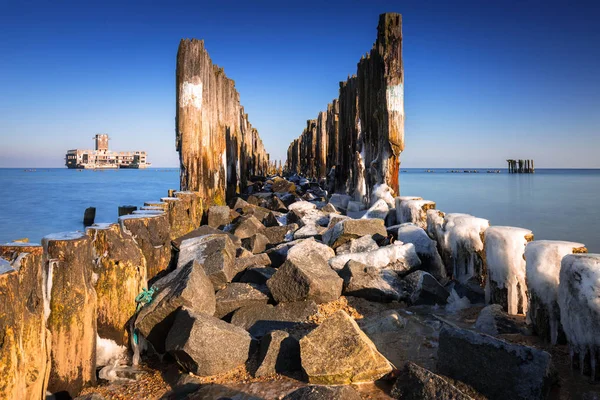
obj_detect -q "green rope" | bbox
[133,286,157,345]
[135,286,157,312]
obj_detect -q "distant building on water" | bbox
[65,134,150,169]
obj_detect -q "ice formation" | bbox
[445,289,472,313]
[397,223,446,281]
[328,241,421,272]
[396,199,434,229]
[0,258,14,274]
[370,183,396,208]
[485,226,532,315]
[363,199,390,220]
[525,240,585,345]
[97,335,128,382]
[558,254,600,378]
[428,212,489,285]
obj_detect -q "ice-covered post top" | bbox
[485,226,533,315]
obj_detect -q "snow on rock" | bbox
[397,223,446,282]
[395,198,436,230]
[558,253,600,377]
[485,226,533,316]
[370,184,395,208]
[329,241,421,273]
[525,240,586,345]
[288,201,316,213]
[329,194,352,210]
[362,199,389,220]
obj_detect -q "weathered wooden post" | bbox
[118,205,137,216]
[83,207,96,227]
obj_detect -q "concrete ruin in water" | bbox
[2,12,600,400]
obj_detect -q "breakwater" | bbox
[1,12,599,400]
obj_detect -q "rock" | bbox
[293,223,324,240]
[265,239,306,268]
[300,310,392,384]
[230,301,318,338]
[230,197,250,212]
[321,203,338,214]
[177,235,237,290]
[254,330,301,377]
[164,192,203,239]
[282,385,362,400]
[391,362,473,400]
[328,194,352,211]
[207,205,232,228]
[262,211,280,227]
[335,235,379,256]
[241,233,270,254]
[262,224,298,245]
[472,304,526,336]
[232,215,265,239]
[363,199,389,220]
[165,308,252,377]
[326,219,387,249]
[267,240,342,304]
[437,325,554,400]
[329,242,421,273]
[119,213,171,279]
[215,283,270,319]
[268,195,288,212]
[42,232,97,396]
[0,244,50,400]
[402,270,449,305]
[239,266,277,285]
[172,225,242,249]
[271,178,296,194]
[240,204,271,222]
[87,223,146,345]
[288,200,316,213]
[135,260,216,353]
[397,223,446,282]
[347,201,366,212]
[233,253,271,277]
[339,260,404,302]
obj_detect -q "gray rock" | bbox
[239,266,277,285]
[215,283,270,319]
[254,330,301,377]
[321,203,338,214]
[363,199,389,220]
[262,211,281,227]
[282,385,362,400]
[300,310,392,384]
[262,224,298,245]
[230,301,318,338]
[472,304,527,336]
[230,197,249,211]
[293,223,325,240]
[207,205,231,228]
[265,239,306,268]
[135,260,216,353]
[391,361,473,400]
[177,235,237,290]
[339,260,404,302]
[437,325,555,400]
[166,308,252,377]
[402,270,449,305]
[172,225,241,249]
[232,215,265,239]
[268,196,288,212]
[233,253,271,275]
[241,233,270,254]
[328,194,352,211]
[326,219,387,249]
[335,235,379,255]
[267,240,342,304]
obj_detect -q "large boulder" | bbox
[267,240,342,304]
[391,362,473,400]
[239,266,277,285]
[207,205,232,228]
[0,244,49,400]
[254,330,301,377]
[437,325,554,400]
[215,283,270,319]
[165,308,252,377]
[401,270,449,305]
[472,304,526,336]
[262,224,298,245]
[326,219,387,249]
[230,301,318,338]
[177,235,237,290]
[241,233,270,254]
[339,260,404,302]
[232,215,265,239]
[282,385,362,400]
[134,260,216,353]
[233,253,271,278]
[299,310,392,384]
[329,242,421,273]
[172,225,242,248]
[335,235,379,256]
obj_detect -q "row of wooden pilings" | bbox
[507,159,535,173]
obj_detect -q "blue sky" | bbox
[1,0,599,168]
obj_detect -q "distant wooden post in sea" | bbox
[506,159,535,173]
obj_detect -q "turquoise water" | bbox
[0,168,598,252]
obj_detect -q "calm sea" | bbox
[0,168,598,252]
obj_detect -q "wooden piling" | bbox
[83,207,95,227]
